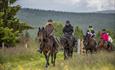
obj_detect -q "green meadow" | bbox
[0,41,115,70]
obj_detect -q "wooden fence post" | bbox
[80,39,84,54]
[2,42,5,49]
[77,39,80,54]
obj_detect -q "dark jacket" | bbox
[63,24,73,35]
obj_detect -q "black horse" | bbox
[60,34,76,60]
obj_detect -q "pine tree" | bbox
[0,0,32,47]
[74,26,83,39]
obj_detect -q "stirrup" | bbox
[38,49,42,53]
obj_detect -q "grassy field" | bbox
[0,41,115,70]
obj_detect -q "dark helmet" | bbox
[48,19,53,22]
[89,25,92,28]
[91,30,95,33]
[102,29,106,31]
[65,20,71,26]
[66,20,70,23]
[87,30,89,32]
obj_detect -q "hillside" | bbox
[96,10,115,14]
[16,8,115,37]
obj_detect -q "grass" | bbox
[0,41,115,70]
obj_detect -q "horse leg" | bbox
[94,48,97,53]
[71,48,73,57]
[53,52,57,66]
[69,48,73,58]
[64,48,66,60]
[67,48,70,58]
[90,49,93,54]
[44,55,48,67]
[45,54,50,68]
[64,48,67,60]
[51,52,53,64]
[86,49,88,54]
[51,52,56,66]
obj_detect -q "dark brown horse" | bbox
[98,39,113,51]
[83,36,97,54]
[37,27,57,67]
[60,34,76,60]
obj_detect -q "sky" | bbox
[15,0,115,12]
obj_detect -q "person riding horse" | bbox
[63,20,75,46]
[60,20,76,59]
[83,25,97,53]
[86,25,96,39]
[85,25,96,46]
[99,29,113,49]
[38,19,58,53]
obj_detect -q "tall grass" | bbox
[49,51,115,70]
[0,41,115,70]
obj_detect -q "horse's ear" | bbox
[42,27,44,30]
[38,27,41,31]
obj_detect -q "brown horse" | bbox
[98,39,113,51]
[83,36,97,54]
[37,27,57,67]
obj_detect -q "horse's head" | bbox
[37,27,47,43]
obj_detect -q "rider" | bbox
[86,25,96,39]
[38,19,58,53]
[63,20,74,45]
[100,29,110,48]
[63,20,73,35]
[85,25,96,48]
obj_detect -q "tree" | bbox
[0,0,32,47]
[53,22,63,38]
[74,26,83,39]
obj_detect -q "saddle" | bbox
[63,33,74,47]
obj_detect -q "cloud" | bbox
[87,0,115,11]
[53,0,80,4]
[15,0,115,12]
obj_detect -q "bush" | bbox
[74,26,83,39]
[53,22,63,38]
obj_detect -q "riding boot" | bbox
[107,42,111,49]
[38,43,44,54]
[38,47,42,53]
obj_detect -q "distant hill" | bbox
[96,10,115,14]
[16,8,115,37]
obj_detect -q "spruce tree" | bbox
[0,0,32,47]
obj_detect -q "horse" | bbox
[37,27,57,67]
[60,34,76,60]
[83,35,97,54]
[98,39,113,51]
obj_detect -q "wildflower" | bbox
[18,65,23,70]
[64,65,69,70]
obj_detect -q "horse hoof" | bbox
[45,65,48,68]
[45,64,49,68]
[48,63,50,65]
[53,63,55,66]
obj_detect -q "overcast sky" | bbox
[15,0,115,12]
